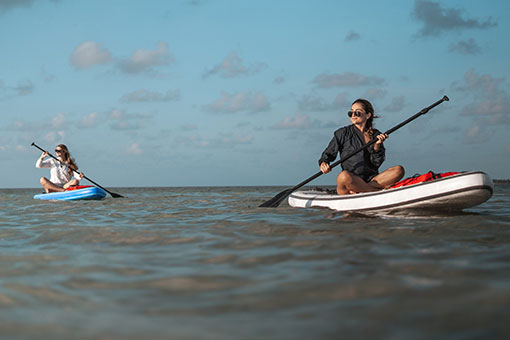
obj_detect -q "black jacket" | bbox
[318,125,385,181]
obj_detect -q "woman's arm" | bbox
[318,129,344,166]
[370,133,386,166]
[35,152,52,168]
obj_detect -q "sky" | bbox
[1,0,509,188]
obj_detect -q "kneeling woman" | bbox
[319,98,405,195]
[36,144,83,193]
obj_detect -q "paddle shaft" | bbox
[31,142,124,198]
[259,95,449,207]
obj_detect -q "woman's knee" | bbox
[64,179,79,189]
[394,165,405,177]
[337,170,353,183]
[389,165,405,181]
[40,177,48,185]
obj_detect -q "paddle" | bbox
[259,95,450,208]
[31,142,125,198]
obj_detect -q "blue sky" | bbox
[1,0,509,188]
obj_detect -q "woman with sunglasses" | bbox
[319,98,404,195]
[35,144,84,193]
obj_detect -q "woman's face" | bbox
[349,102,371,124]
[55,146,65,159]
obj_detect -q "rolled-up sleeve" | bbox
[369,146,385,167]
[318,134,339,165]
[36,158,51,168]
[368,129,386,167]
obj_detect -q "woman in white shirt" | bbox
[36,144,83,193]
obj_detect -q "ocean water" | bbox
[0,184,509,339]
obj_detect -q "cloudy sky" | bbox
[1,0,509,188]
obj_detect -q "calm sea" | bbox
[1,184,509,339]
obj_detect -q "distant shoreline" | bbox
[494,179,510,184]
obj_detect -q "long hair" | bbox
[352,98,378,139]
[57,144,78,176]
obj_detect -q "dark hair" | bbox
[57,144,78,176]
[352,98,378,138]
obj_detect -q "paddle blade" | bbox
[109,192,124,198]
[259,188,294,208]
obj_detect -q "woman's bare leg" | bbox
[336,171,381,195]
[369,165,405,189]
[40,177,64,193]
[63,179,79,189]
[336,166,405,195]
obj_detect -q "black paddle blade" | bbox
[259,188,294,208]
[110,192,124,198]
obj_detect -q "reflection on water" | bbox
[0,185,509,339]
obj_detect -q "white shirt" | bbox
[36,157,80,185]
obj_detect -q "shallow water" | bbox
[1,185,509,339]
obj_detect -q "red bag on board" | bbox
[65,185,93,191]
[391,171,459,188]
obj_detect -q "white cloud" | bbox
[272,114,311,129]
[453,69,510,125]
[273,75,286,84]
[14,79,35,96]
[298,92,351,113]
[313,72,385,88]
[178,132,254,149]
[383,96,406,112]
[118,42,173,74]
[270,114,336,130]
[463,123,491,144]
[204,92,270,114]
[448,38,481,55]
[78,112,101,128]
[41,65,56,83]
[203,52,267,79]
[413,0,497,37]
[362,88,387,99]
[121,89,180,102]
[126,143,142,155]
[107,108,152,130]
[0,79,35,99]
[298,94,330,112]
[2,112,67,132]
[51,112,67,129]
[0,0,34,12]
[43,131,66,144]
[70,41,112,69]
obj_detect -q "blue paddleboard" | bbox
[34,186,107,201]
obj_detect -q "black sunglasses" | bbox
[55,149,64,153]
[348,110,365,117]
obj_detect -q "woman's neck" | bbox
[353,122,367,133]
